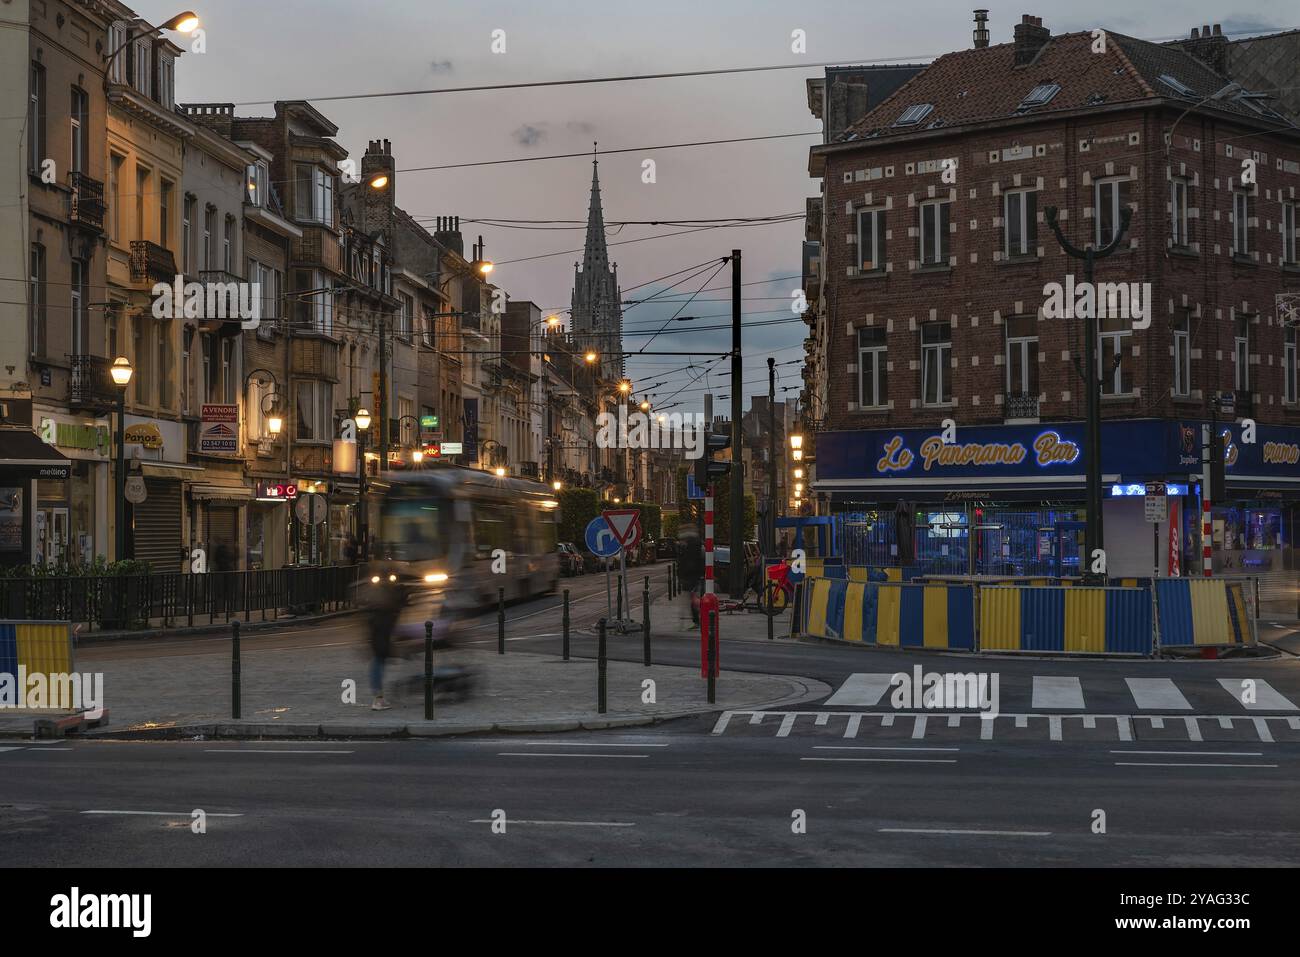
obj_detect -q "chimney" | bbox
[360,138,395,237]
[973,9,990,49]
[1013,15,1050,66]
[1175,23,1228,75]
[434,215,464,257]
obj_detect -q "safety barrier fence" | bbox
[0,566,363,633]
[0,620,74,679]
[798,569,1258,656]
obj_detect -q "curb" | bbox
[0,673,832,742]
[75,609,359,645]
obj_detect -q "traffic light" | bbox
[694,430,731,491]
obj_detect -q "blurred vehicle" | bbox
[372,465,559,605]
[556,542,584,576]
[656,537,678,560]
[639,539,658,565]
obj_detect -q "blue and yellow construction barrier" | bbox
[1154,579,1255,648]
[977,585,1153,655]
[801,579,975,650]
[0,621,74,680]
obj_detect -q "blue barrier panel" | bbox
[823,565,848,581]
[1104,588,1153,654]
[825,579,849,640]
[898,585,925,647]
[1020,587,1065,652]
[946,586,976,651]
[0,623,16,680]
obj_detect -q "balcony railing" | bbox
[130,240,178,285]
[68,171,105,233]
[68,355,120,411]
[1004,392,1040,420]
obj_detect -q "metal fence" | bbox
[0,566,363,632]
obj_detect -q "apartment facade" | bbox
[805,16,1300,603]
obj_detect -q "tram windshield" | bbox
[380,492,448,562]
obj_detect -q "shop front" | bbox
[0,422,71,568]
[124,416,195,571]
[35,411,111,566]
[816,419,1212,580]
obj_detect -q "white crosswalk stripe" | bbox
[1032,676,1085,710]
[1124,678,1192,711]
[824,673,896,707]
[1216,678,1299,712]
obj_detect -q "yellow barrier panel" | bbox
[877,585,901,646]
[979,587,1022,651]
[1064,588,1106,653]
[808,578,832,637]
[16,622,73,674]
[848,566,871,583]
[922,585,949,649]
[1188,579,1231,645]
[843,583,865,642]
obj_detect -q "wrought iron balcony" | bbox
[1004,392,1040,420]
[68,171,105,233]
[68,355,120,411]
[130,240,178,285]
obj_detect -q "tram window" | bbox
[380,498,445,561]
[472,501,510,559]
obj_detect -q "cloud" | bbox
[429,59,454,74]
[512,124,546,147]
[566,121,597,135]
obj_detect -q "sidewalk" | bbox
[0,621,828,739]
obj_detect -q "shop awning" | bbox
[189,483,253,502]
[140,462,204,481]
[0,427,71,479]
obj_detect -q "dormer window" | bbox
[157,52,174,107]
[246,161,268,207]
[893,103,934,127]
[132,37,151,95]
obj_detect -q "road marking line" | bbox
[1032,676,1085,710]
[82,810,244,817]
[1185,717,1203,741]
[912,716,928,740]
[1148,717,1164,729]
[749,713,765,725]
[496,752,648,759]
[1083,716,1096,729]
[1114,762,1277,769]
[1290,717,1300,730]
[814,713,829,726]
[204,749,354,754]
[880,715,894,727]
[1116,716,1133,742]
[776,714,798,737]
[1217,678,1299,711]
[844,714,861,739]
[469,819,634,827]
[1218,717,1234,729]
[801,757,957,764]
[470,741,669,748]
[947,714,962,727]
[879,828,1050,836]
[824,673,896,707]
[980,718,994,741]
[709,712,735,735]
[1253,718,1275,743]
[1014,715,1028,728]
[1048,716,1062,741]
[1112,750,1264,756]
[814,745,960,752]
[0,747,26,752]
[1125,677,1192,711]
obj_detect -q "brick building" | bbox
[803,15,1300,606]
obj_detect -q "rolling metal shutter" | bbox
[132,479,183,571]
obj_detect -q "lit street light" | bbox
[110,357,133,562]
[356,408,371,561]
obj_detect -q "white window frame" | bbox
[108,154,124,242]
[70,87,87,174]
[856,207,886,272]
[246,161,268,207]
[132,38,151,95]
[157,52,174,108]
[1170,178,1189,247]
[919,200,950,266]
[1095,178,1129,246]
[1233,189,1251,255]
[1004,189,1037,257]
[1283,202,1297,265]
[1234,318,1250,391]
[1098,320,1132,396]
[857,327,887,408]
[223,215,234,274]
[107,22,128,83]
[203,205,215,270]
[296,380,332,442]
[70,259,85,355]
[1284,326,1298,404]
[1005,334,1038,396]
[1173,313,1191,397]
[921,323,951,406]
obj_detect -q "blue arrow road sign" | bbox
[686,474,705,500]
[585,516,622,557]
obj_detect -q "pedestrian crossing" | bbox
[817,672,1299,715]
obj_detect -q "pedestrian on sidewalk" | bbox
[365,575,405,710]
[677,527,704,625]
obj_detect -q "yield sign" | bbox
[602,508,641,546]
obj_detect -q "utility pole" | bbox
[378,315,389,463]
[729,249,744,599]
[1044,206,1132,584]
[767,356,777,556]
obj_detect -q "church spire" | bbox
[582,142,610,275]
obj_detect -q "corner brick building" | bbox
[802,15,1300,608]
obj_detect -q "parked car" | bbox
[579,547,603,573]
[556,543,583,576]
[656,537,678,560]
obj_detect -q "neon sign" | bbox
[875,430,1080,474]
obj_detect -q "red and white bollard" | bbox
[700,484,719,677]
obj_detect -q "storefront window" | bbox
[1213,503,1283,575]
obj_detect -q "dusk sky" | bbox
[167,0,1292,419]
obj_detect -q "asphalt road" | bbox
[22,579,1298,866]
[3,731,1298,866]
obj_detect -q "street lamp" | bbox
[618,379,632,395]
[104,11,201,77]
[244,368,282,439]
[110,357,133,562]
[790,432,804,463]
[552,480,562,492]
[494,466,507,477]
[584,350,598,364]
[368,173,390,190]
[355,408,370,561]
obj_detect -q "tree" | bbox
[663,512,681,539]
[712,481,756,546]
[557,488,601,544]
[627,502,661,539]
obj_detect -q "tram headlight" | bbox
[424,572,449,584]
[370,576,381,584]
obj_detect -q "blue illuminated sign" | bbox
[1110,483,1188,497]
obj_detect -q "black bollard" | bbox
[231,619,241,719]
[497,586,505,655]
[642,576,651,666]
[597,618,608,714]
[707,608,717,705]
[766,580,774,641]
[424,619,434,720]
[562,588,571,661]
[616,573,623,620]
[668,563,675,600]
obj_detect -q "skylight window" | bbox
[893,103,934,127]
[1159,74,1195,97]
[1020,82,1061,109]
